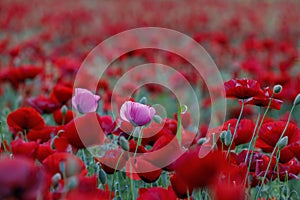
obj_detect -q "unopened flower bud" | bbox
[67,176,78,189]
[61,105,68,116]
[139,97,147,105]
[119,136,129,151]
[224,130,232,146]
[293,94,300,106]
[51,173,61,186]
[273,85,282,94]
[197,137,206,145]
[220,131,227,143]
[278,136,288,150]
[153,115,162,124]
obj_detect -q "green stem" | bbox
[110,150,125,199]
[226,100,244,157]
[243,108,261,186]
[255,104,296,199]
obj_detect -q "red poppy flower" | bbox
[50,84,73,104]
[223,119,255,145]
[137,187,177,200]
[175,148,228,188]
[243,87,283,110]
[7,107,45,135]
[170,174,193,199]
[256,121,300,162]
[53,109,75,125]
[43,152,87,177]
[224,78,264,99]
[66,176,112,200]
[213,183,245,200]
[0,66,43,88]
[96,149,128,174]
[61,112,106,149]
[27,96,61,114]
[145,132,182,171]
[27,126,57,143]
[36,142,56,162]
[134,156,162,183]
[11,139,39,159]
[0,157,49,200]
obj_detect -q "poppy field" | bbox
[1,0,300,199]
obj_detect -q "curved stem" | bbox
[226,100,244,157]
[255,104,295,199]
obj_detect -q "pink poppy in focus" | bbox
[72,88,100,114]
[120,101,155,126]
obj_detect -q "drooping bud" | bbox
[278,136,288,150]
[139,97,147,105]
[153,115,162,124]
[61,105,68,116]
[119,136,129,151]
[273,84,282,94]
[51,173,61,187]
[197,137,206,145]
[293,94,300,106]
[67,176,78,190]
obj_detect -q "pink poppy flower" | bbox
[120,101,155,126]
[72,88,100,114]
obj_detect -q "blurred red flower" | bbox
[7,107,45,135]
[0,157,49,200]
[225,78,264,99]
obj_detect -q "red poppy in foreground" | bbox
[224,78,264,99]
[7,107,45,135]
[0,157,49,200]
[61,112,108,149]
[175,148,228,188]
[137,187,177,200]
[43,152,87,177]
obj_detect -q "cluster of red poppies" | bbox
[1,0,300,200]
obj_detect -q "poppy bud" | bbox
[61,105,68,116]
[98,167,107,184]
[119,136,129,151]
[153,115,162,124]
[59,161,66,177]
[293,94,300,106]
[278,136,288,150]
[51,173,61,187]
[273,84,282,94]
[139,96,147,105]
[67,176,78,190]
[224,130,232,146]
[219,131,227,143]
[197,137,206,145]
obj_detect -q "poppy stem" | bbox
[226,100,244,157]
[110,150,125,199]
[0,121,7,152]
[255,103,296,199]
[243,107,261,186]
[128,152,135,200]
